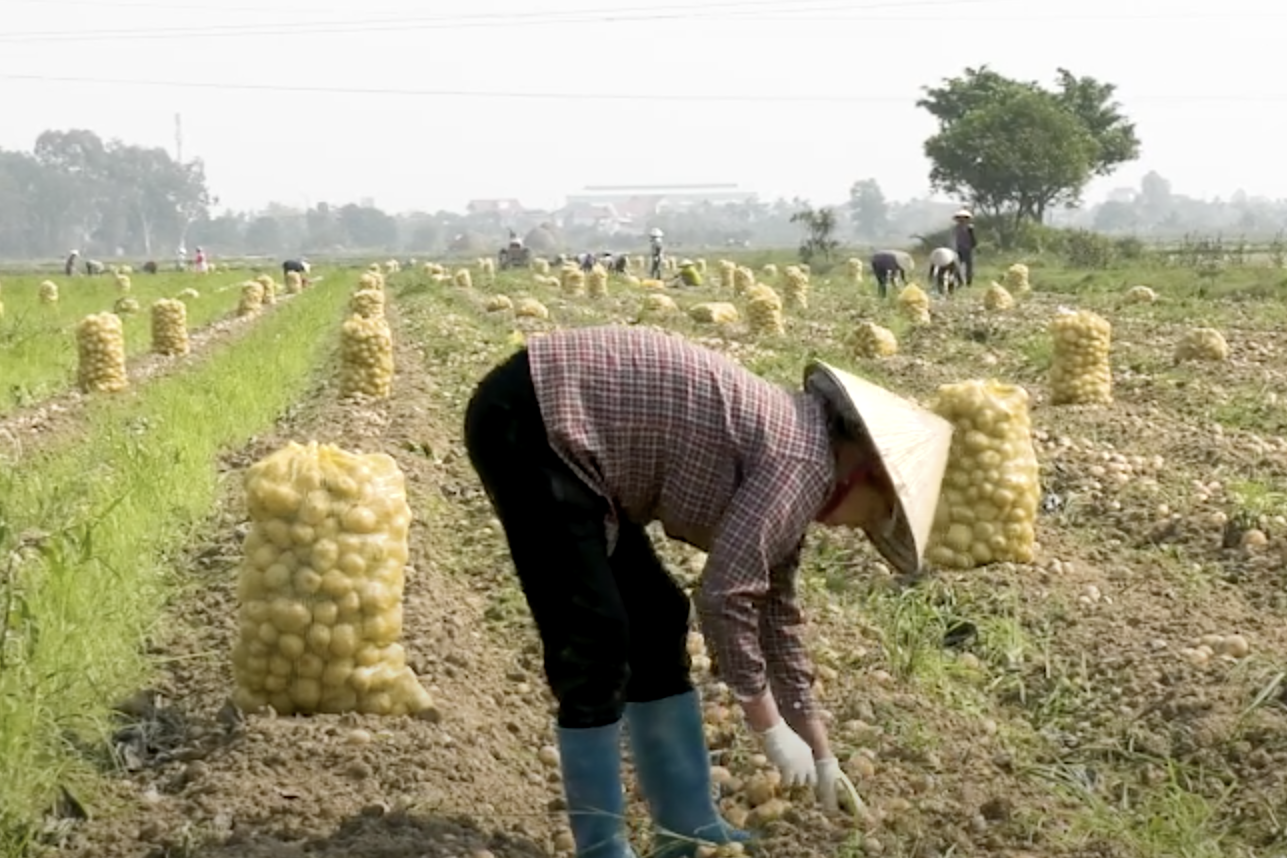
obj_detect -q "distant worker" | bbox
[64,249,80,276]
[648,227,665,279]
[193,246,209,274]
[676,258,702,287]
[868,250,913,299]
[282,258,311,286]
[177,244,188,271]
[952,209,976,286]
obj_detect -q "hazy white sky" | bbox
[1,0,1279,214]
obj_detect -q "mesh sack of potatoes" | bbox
[238,281,265,316]
[285,271,304,294]
[587,264,609,297]
[532,274,559,289]
[531,258,551,275]
[231,441,437,718]
[846,257,864,283]
[484,294,513,312]
[339,314,394,399]
[761,263,778,279]
[478,257,496,278]
[256,274,278,305]
[350,288,386,320]
[151,298,190,356]
[746,296,785,335]
[690,302,739,324]
[783,266,809,309]
[113,296,140,315]
[732,266,754,295]
[359,272,385,291]
[897,284,931,323]
[695,258,708,275]
[640,293,679,316]
[1002,263,1030,294]
[178,287,200,300]
[983,283,1014,310]
[454,269,472,289]
[115,273,132,293]
[639,278,666,291]
[39,280,59,304]
[1049,309,1112,405]
[76,312,129,393]
[925,380,1040,568]
[516,297,550,319]
[718,260,737,289]
[560,265,586,297]
[1174,327,1229,362]
[1124,285,1156,304]
[850,321,897,358]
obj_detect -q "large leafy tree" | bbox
[919,66,1140,223]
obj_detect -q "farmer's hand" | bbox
[816,757,864,815]
[760,720,818,787]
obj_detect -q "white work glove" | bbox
[816,757,865,816]
[759,720,818,787]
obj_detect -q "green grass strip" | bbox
[0,277,354,855]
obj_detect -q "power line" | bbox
[0,71,1280,104]
[0,0,1017,43]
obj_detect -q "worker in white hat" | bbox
[951,208,976,286]
[463,325,954,858]
[647,227,665,279]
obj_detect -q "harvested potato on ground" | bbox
[640,294,679,316]
[690,302,739,325]
[1002,263,1030,294]
[39,280,59,304]
[485,294,514,312]
[339,314,394,399]
[897,284,931,323]
[851,321,897,358]
[516,297,549,319]
[1125,284,1156,303]
[983,282,1013,310]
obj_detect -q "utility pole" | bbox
[175,113,183,164]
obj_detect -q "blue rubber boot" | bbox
[625,692,754,858]
[557,722,638,858]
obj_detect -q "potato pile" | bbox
[640,278,666,291]
[350,288,385,320]
[1124,285,1156,304]
[39,280,58,304]
[256,274,278,305]
[732,266,754,295]
[718,260,736,290]
[531,258,551,275]
[695,258,708,275]
[360,271,385,291]
[897,284,931,323]
[587,263,609,297]
[115,273,132,293]
[1049,309,1113,405]
[846,257,864,283]
[76,312,129,393]
[151,298,190,356]
[783,266,809,309]
[1002,263,1030,294]
[453,268,472,290]
[484,294,513,312]
[178,287,199,300]
[231,441,436,717]
[926,380,1040,568]
[285,271,304,294]
[339,315,394,399]
[555,265,582,297]
[640,293,679,316]
[238,281,265,316]
[745,284,784,335]
[1174,327,1229,362]
[690,302,739,324]
[851,321,897,358]
[983,283,1014,310]
[515,297,549,319]
[113,296,140,315]
[761,263,778,279]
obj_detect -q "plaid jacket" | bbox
[528,325,835,719]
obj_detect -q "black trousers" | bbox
[463,349,694,729]
[957,248,974,285]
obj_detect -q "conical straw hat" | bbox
[803,360,954,575]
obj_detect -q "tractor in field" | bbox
[498,237,531,270]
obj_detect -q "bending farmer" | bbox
[463,325,952,858]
